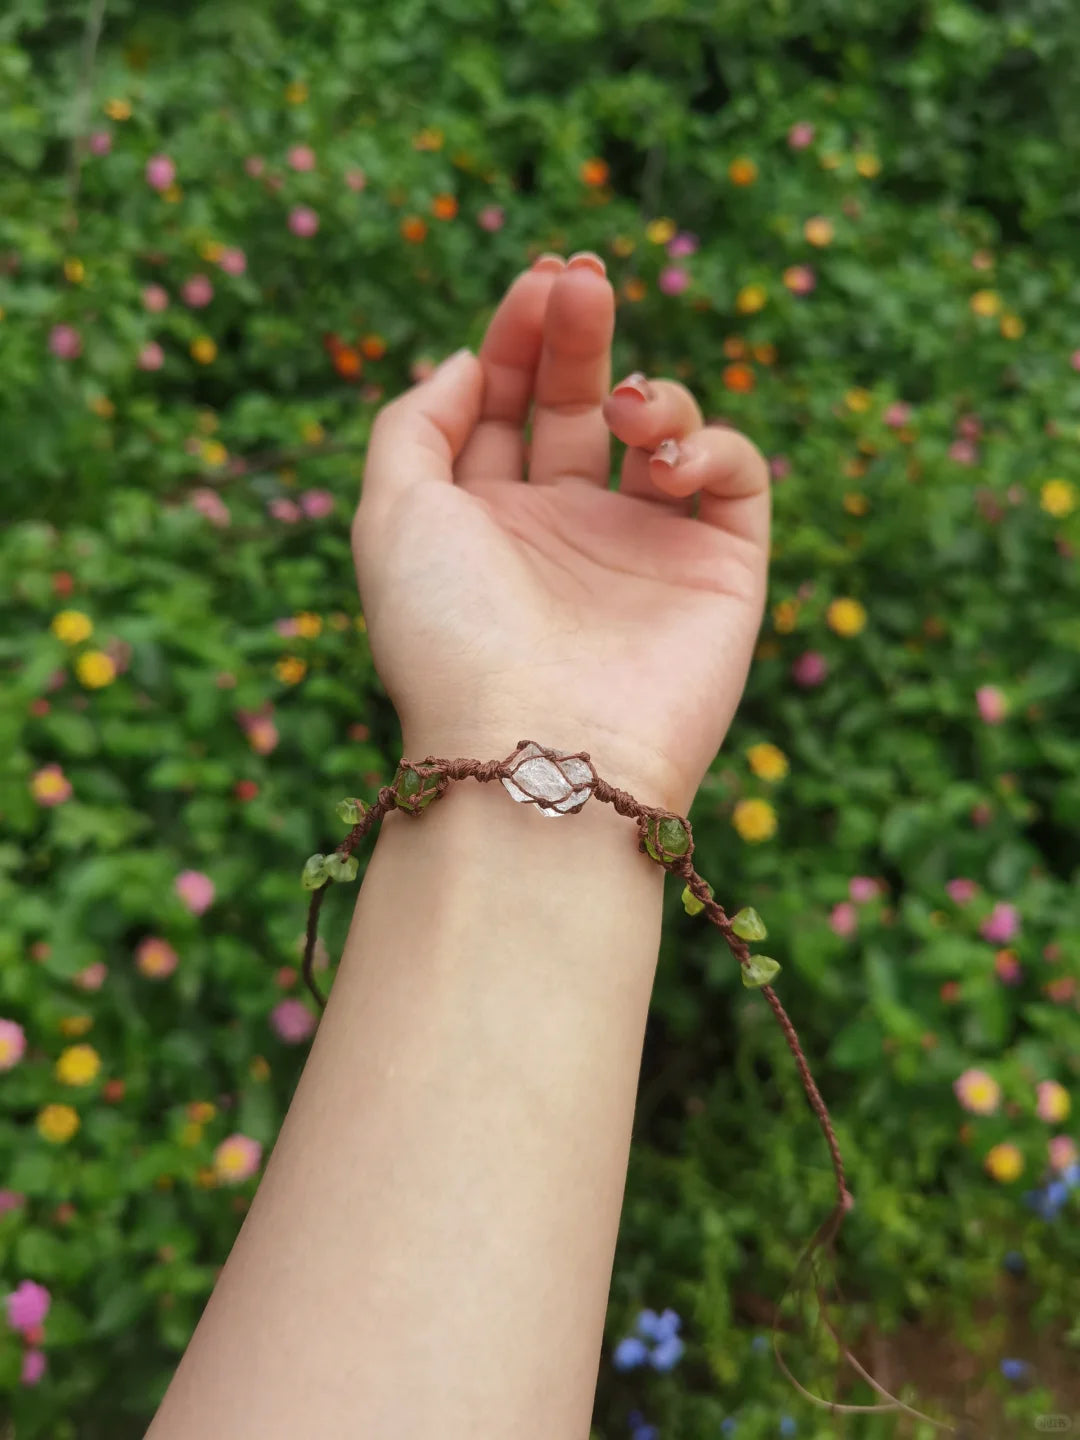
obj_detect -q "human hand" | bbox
[351,253,771,817]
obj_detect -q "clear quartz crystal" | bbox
[499,743,595,817]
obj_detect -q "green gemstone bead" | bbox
[324,852,359,883]
[732,906,768,941]
[300,853,329,890]
[336,797,367,824]
[644,815,691,863]
[393,763,442,812]
[682,882,713,916]
[741,955,781,988]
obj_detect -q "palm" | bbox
[354,258,770,816]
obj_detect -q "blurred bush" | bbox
[2,0,1080,1435]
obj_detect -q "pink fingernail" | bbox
[612,372,653,402]
[651,438,682,468]
[532,253,566,272]
[567,251,607,275]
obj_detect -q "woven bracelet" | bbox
[297,739,952,1430]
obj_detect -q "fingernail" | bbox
[567,251,606,275]
[611,372,654,402]
[651,438,682,469]
[532,253,566,272]
[434,347,472,374]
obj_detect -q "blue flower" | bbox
[632,1426,659,1440]
[614,1336,649,1371]
[751,1334,770,1355]
[649,1334,686,1372]
[779,1418,797,1437]
[635,1309,664,1341]
[1001,1357,1031,1383]
[1063,1161,1080,1188]
[1002,1250,1026,1275]
[721,1422,738,1436]
[628,1412,645,1429]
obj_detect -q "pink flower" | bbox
[213,1133,263,1183]
[7,1281,51,1335]
[946,878,978,905]
[971,801,993,828]
[345,168,367,192]
[995,951,1021,985]
[142,284,169,313]
[0,1191,25,1215]
[219,247,247,275]
[74,962,108,991]
[175,870,215,915]
[182,275,213,308]
[246,717,279,755]
[190,488,231,528]
[269,497,302,523]
[289,206,319,237]
[270,998,317,1043]
[478,205,504,232]
[1036,1080,1070,1124]
[299,488,334,518]
[792,651,828,688]
[948,439,977,465]
[88,131,112,156]
[954,1067,1001,1115]
[976,685,1007,725]
[1049,1135,1078,1171]
[830,901,858,937]
[981,902,1020,945]
[1071,350,1080,373]
[49,325,81,360]
[788,122,815,149]
[136,937,178,979]
[21,1350,46,1386]
[667,232,699,259]
[883,402,911,428]
[275,618,300,637]
[769,455,791,481]
[138,341,164,371]
[659,266,690,296]
[145,154,176,191]
[784,265,816,295]
[849,876,880,903]
[957,414,981,440]
[31,764,72,807]
[0,1019,26,1073]
[287,144,316,171]
[244,155,265,177]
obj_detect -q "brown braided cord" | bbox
[299,740,956,1432]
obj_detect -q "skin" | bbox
[145,253,771,1439]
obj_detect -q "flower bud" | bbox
[324,852,359,883]
[741,955,781,988]
[732,907,768,941]
[336,797,367,824]
[300,854,329,890]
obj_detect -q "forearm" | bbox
[147,760,666,1440]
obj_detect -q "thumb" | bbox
[360,348,483,522]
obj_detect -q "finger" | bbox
[456,257,566,493]
[356,348,484,539]
[602,374,704,515]
[645,423,772,550]
[528,255,616,488]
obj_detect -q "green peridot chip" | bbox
[336,797,367,824]
[324,852,359,883]
[682,882,713,916]
[732,907,768,941]
[741,955,781,988]
[300,853,329,890]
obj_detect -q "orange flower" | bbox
[728,157,758,186]
[413,127,444,151]
[401,216,427,243]
[622,278,646,302]
[723,362,755,393]
[432,193,458,220]
[752,342,777,365]
[332,347,362,379]
[580,158,609,187]
[361,335,386,360]
[723,337,747,359]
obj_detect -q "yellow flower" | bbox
[845,388,872,413]
[747,743,789,782]
[819,152,843,170]
[355,615,367,633]
[163,184,182,204]
[985,1143,1024,1183]
[195,1166,218,1189]
[1000,313,1024,339]
[76,650,117,688]
[645,217,676,246]
[773,599,799,634]
[51,610,93,645]
[37,1103,80,1143]
[329,612,349,631]
[733,798,777,843]
[201,440,228,467]
[1040,479,1077,518]
[728,157,758,186]
[191,336,217,365]
[285,80,308,104]
[854,152,881,178]
[199,240,225,263]
[179,1121,204,1147]
[736,284,768,315]
[275,656,307,684]
[294,612,322,639]
[196,409,218,434]
[104,98,131,121]
[970,289,1001,317]
[64,258,85,284]
[827,598,867,637]
[249,1056,270,1082]
[843,492,870,516]
[59,1016,93,1038]
[611,235,636,257]
[412,126,444,151]
[301,421,325,445]
[803,216,834,246]
[56,1044,101,1086]
[188,1101,217,1124]
[89,395,115,419]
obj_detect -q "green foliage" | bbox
[2,0,1080,1434]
